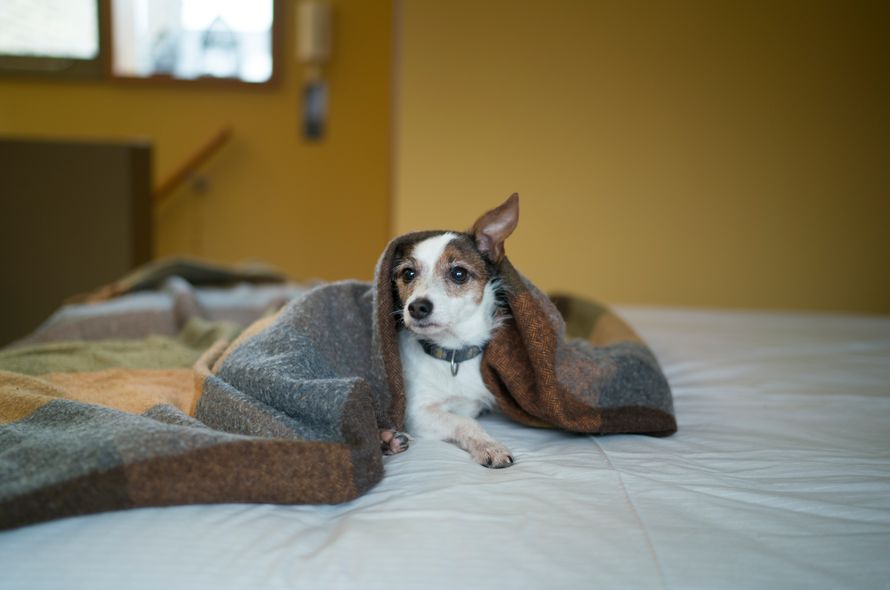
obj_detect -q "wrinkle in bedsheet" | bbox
[0,307,888,590]
[590,434,668,590]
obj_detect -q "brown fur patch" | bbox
[392,234,494,308]
[392,242,419,307]
[437,235,491,303]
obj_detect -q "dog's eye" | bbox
[450,267,469,284]
[401,268,416,283]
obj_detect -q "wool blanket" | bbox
[12,258,304,348]
[0,236,675,530]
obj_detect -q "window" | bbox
[111,0,275,84]
[0,0,104,78]
[0,0,278,85]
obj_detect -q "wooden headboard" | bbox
[0,137,152,346]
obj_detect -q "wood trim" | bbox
[153,127,233,205]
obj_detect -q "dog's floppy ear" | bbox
[471,193,519,263]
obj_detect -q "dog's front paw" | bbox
[379,429,412,455]
[469,441,514,468]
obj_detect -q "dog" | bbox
[379,194,519,468]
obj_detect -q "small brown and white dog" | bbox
[383,194,519,468]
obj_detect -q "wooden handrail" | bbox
[153,126,233,205]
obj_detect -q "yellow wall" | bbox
[394,1,890,313]
[0,0,392,283]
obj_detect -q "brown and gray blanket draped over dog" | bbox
[197,231,676,500]
[0,236,675,530]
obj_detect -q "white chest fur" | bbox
[399,330,496,436]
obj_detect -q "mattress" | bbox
[1,306,888,589]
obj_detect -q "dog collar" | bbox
[418,340,485,376]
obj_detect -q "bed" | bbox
[1,269,888,589]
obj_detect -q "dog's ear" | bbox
[471,193,519,263]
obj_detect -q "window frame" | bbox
[0,0,108,81]
[0,0,282,87]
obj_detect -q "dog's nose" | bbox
[408,298,433,320]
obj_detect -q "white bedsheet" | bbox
[2,307,888,589]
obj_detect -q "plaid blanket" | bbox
[1,241,675,530]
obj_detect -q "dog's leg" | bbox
[411,405,514,468]
[379,428,412,455]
